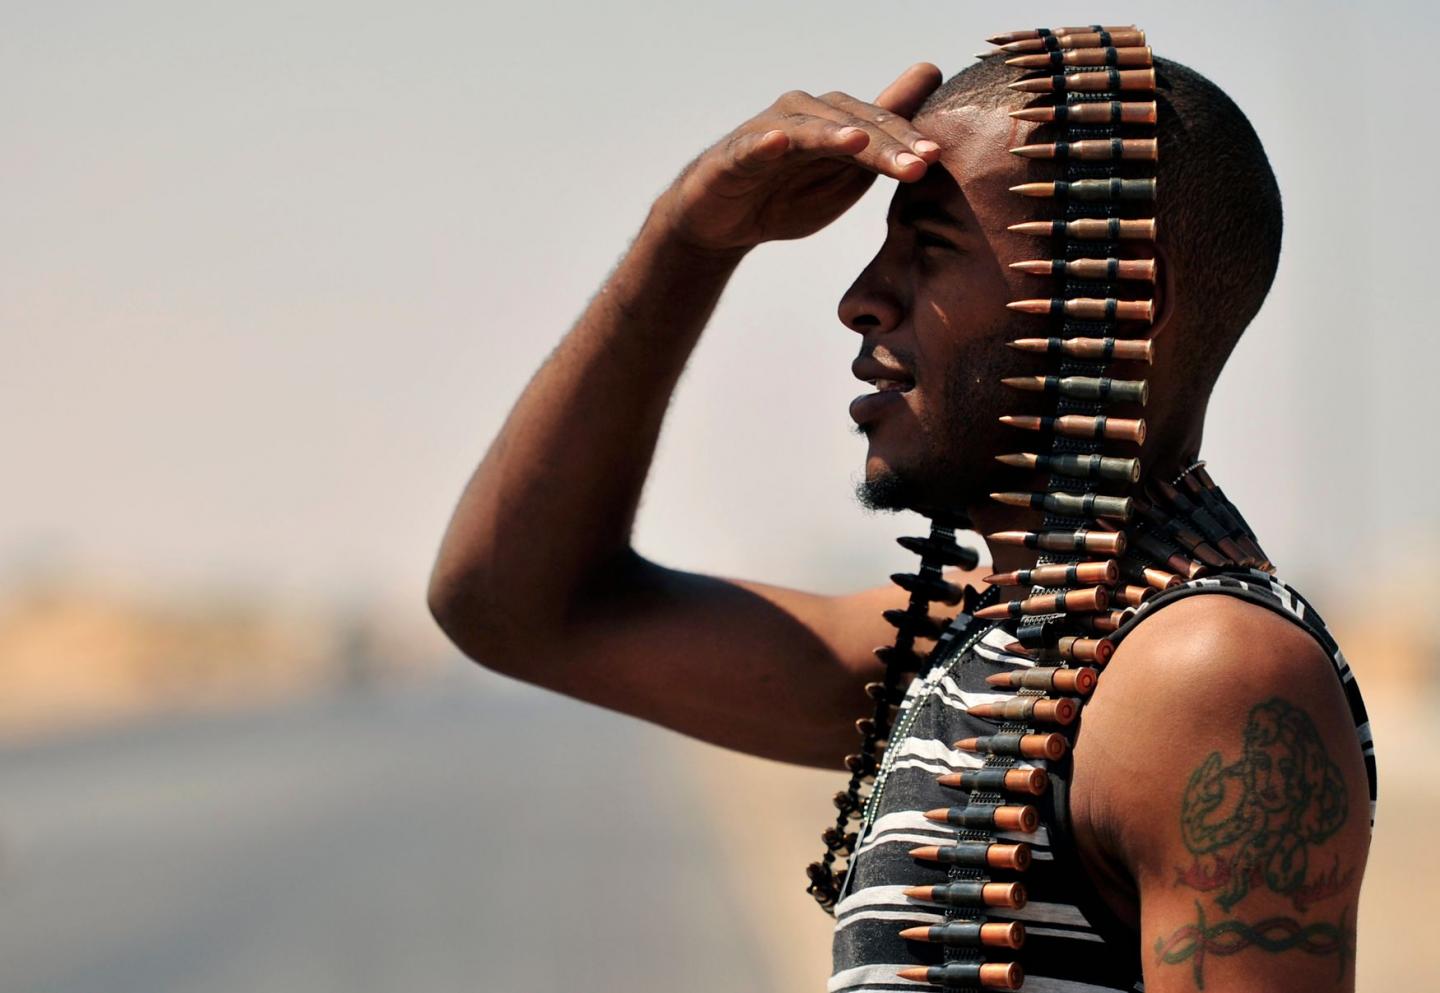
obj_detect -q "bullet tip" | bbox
[897,925,929,940]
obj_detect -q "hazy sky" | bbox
[4,1,1435,617]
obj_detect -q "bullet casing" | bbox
[937,766,1050,795]
[1006,46,1153,70]
[1002,374,1150,405]
[910,841,1032,870]
[1006,337,1154,363]
[967,696,1080,726]
[974,586,1109,619]
[985,26,1137,46]
[1001,412,1148,444]
[926,803,1041,833]
[1009,218,1156,240]
[1009,257,1156,281]
[983,559,1119,587]
[990,490,1136,521]
[987,666,1099,696]
[1008,68,1157,93]
[907,880,1028,909]
[987,529,1126,554]
[896,962,1025,990]
[954,732,1068,760]
[1009,100,1156,124]
[998,451,1142,483]
[1006,297,1154,321]
[1009,137,1158,161]
[902,920,1026,950]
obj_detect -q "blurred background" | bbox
[2,1,1433,990]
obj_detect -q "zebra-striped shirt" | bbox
[829,567,1377,993]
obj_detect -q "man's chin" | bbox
[854,465,927,514]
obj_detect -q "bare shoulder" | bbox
[1071,590,1372,991]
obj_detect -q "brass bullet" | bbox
[1113,583,1155,607]
[999,412,1146,445]
[1009,100,1157,124]
[1120,558,1182,591]
[989,490,1135,521]
[985,25,1136,46]
[983,559,1119,587]
[1010,177,1157,201]
[1075,610,1126,633]
[995,451,1142,483]
[966,695,1080,726]
[1009,257,1156,281]
[974,586,1108,620]
[923,803,1040,832]
[1006,46,1152,69]
[987,528,1125,554]
[1008,68,1156,93]
[1010,137,1157,161]
[1008,217,1157,240]
[1006,636,1113,665]
[1001,374,1149,405]
[1006,337,1154,363]
[954,732,1068,760]
[1130,529,1207,580]
[1013,135,1157,163]
[937,766,1050,795]
[909,840,1033,869]
[1006,297,1154,321]
[1133,499,1229,567]
[905,880,1027,909]
[898,920,1026,949]
[897,962,1024,990]
[986,665,1099,696]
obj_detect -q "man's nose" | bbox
[837,265,905,336]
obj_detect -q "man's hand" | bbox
[1074,595,1372,992]
[652,63,944,256]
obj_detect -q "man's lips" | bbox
[849,360,915,426]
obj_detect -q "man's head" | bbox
[841,54,1282,516]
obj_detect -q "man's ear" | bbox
[1147,239,1173,342]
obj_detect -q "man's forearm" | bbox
[428,199,749,659]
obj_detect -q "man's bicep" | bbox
[1086,597,1372,992]
[1136,695,1369,991]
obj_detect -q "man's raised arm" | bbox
[427,65,958,767]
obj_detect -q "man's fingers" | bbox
[820,90,942,161]
[873,62,944,117]
[780,93,930,178]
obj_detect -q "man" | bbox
[429,46,1373,993]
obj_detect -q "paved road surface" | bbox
[0,671,773,993]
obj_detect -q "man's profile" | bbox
[428,24,1374,993]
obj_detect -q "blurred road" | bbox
[0,671,773,993]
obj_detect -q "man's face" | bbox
[839,103,1048,515]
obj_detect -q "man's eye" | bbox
[915,231,954,251]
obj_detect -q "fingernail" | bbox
[897,153,924,168]
[914,140,940,154]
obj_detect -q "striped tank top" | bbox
[828,567,1377,993]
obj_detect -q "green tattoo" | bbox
[1155,900,1353,990]
[1176,696,1349,911]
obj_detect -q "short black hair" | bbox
[915,54,1283,403]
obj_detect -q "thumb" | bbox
[874,62,944,116]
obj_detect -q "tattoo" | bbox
[1177,696,1348,911]
[1155,900,1354,990]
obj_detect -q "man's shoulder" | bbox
[1102,572,1342,702]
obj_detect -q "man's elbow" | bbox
[426,562,523,675]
